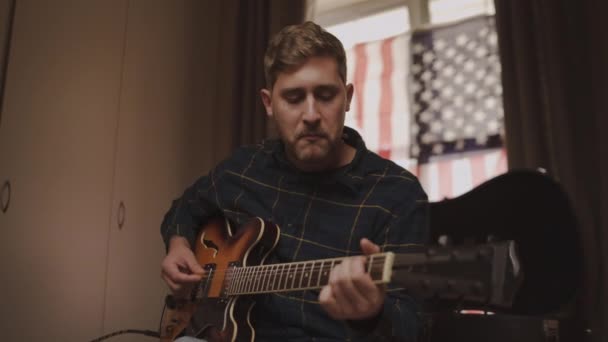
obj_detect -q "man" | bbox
[160,21,428,341]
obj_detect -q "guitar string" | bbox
[207,257,388,275]
[222,259,389,293]
[191,258,393,284]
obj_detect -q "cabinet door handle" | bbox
[1,180,10,214]
[117,201,126,229]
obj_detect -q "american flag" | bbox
[344,15,507,201]
[410,15,504,163]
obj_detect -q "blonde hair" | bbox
[264,21,347,89]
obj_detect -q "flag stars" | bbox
[435,39,447,51]
[422,51,435,64]
[442,86,455,98]
[487,120,500,134]
[421,70,433,82]
[443,130,457,142]
[484,98,497,109]
[421,90,433,102]
[474,110,487,122]
[430,121,443,133]
[432,143,445,155]
[464,60,476,72]
[443,65,456,78]
[454,73,465,85]
[465,82,477,94]
[413,43,425,54]
[456,34,469,46]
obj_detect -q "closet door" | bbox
[103,0,199,338]
[0,1,126,341]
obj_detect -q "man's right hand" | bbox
[161,236,205,298]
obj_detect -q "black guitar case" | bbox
[422,169,582,341]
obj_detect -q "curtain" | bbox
[188,0,304,168]
[230,0,306,148]
[495,0,608,340]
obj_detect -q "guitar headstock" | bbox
[391,240,523,309]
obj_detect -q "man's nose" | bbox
[302,96,321,123]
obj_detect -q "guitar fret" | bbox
[316,260,324,287]
[275,264,281,291]
[285,263,293,290]
[290,263,299,290]
[240,267,247,293]
[249,266,256,292]
[254,266,262,293]
[278,264,286,290]
[239,267,246,294]
[261,265,269,292]
[264,265,272,292]
[272,264,280,291]
[259,266,266,292]
[367,255,374,274]
[265,265,274,292]
[320,259,335,286]
[280,263,289,290]
[298,262,305,290]
[233,267,240,294]
[246,266,254,293]
[306,261,314,288]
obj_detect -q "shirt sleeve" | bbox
[350,179,429,341]
[159,165,225,251]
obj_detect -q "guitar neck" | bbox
[224,253,394,296]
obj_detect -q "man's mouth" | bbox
[299,133,325,142]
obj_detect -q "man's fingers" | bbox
[360,238,381,255]
[330,259,358,314]
[319,285,341,319]
[162,257,203,283]
[172,268,202,283]
[185,255,204,275]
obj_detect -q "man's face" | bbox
[261,56,354,171]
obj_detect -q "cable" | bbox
[89,329,160,342]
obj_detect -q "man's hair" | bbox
[264,21,347,89]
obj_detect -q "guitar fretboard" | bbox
[224,252,394,296]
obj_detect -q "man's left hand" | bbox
[319,238,385,320]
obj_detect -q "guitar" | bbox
[159,217,523,342]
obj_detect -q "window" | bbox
[312,0,507,201]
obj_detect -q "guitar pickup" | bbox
[191,263,216,301]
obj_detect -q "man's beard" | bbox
[286,131,338,165]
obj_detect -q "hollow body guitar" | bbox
[160,217,521,342]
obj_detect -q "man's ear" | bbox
[260,88,273,117]
[345,83,354,112]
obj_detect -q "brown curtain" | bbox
[495,0,608,340]
[187,0,304,166]
[230,0,306,148]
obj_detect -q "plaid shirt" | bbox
[161,127,429,341]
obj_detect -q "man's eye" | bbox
[315,89,337,102]
[283,93,304,104]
